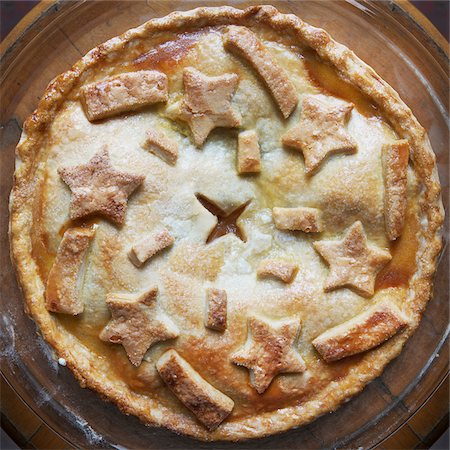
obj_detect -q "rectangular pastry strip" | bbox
[141,129,179,165]
[205,288,227,331]
[273,207,323,232]
[45,227,95,315]
[382,140,409,241]
[156,350,234,430]
[312,302,408,362]
[257,259,298,283]
[223,26,298,118]
[128,228,174,267]
[237,130,261,174]
[81,70,168,121]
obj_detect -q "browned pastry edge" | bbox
[9,5,444,441]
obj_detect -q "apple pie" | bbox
[10,5,444,441]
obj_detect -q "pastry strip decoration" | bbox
[314,221,391,298]
[205,288,227,331]
[382,139,409,241]
[100,287,179,366]
[177,67,241,146]
[313,302,408,362]
[156,350,234,430]
[231,316,305,394]
[141,129,179,165]
[282,95,357,174]
[273,206,323,232]
[257,259,298,283]
[45,227,95,315]
[58,148,144,225]
[223,26,298,118]
[128,228,174,267]
[237,130,261,174]
[80,70,168,121]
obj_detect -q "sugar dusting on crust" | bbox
[80,70,168,121]
[9,4,443,442]
[313,301,409,362]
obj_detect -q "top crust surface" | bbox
[9,4,443,442]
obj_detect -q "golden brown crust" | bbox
[205,288,227,331]
[257,259,298,283]
[382,140,409,240]
[312,301,409,362]
[45,227,95,314]
[156,350,234,430]
[9,5,444,441]
[80,70,168,121]
[223,25,298,118]
[273,206,323,232]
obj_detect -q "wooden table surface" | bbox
[1,372,448,449]
[1,1,448,449]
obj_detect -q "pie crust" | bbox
[9,5,443,441]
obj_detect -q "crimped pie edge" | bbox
[9,5,444,441]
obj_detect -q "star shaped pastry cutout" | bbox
[58,148,144,225]
[313,221,392,298]
[99,287,179,366]
[231,316,306,394]
[282,95,357,174]
[178,67,241,146]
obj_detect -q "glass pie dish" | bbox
[1,1,448,448]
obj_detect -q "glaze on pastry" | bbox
[10,5,443,441]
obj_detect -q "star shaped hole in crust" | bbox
[177,67,241,146]
[231,316,306,394]
[58,148,144,225]
[195,194,250,244]
[282,95,357,174]
[314,221,392,298]
[100,287,179,366]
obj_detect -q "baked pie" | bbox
[10,5,444,441]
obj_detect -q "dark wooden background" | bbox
[1,0,449,41]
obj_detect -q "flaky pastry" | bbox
[10,5,443,442]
